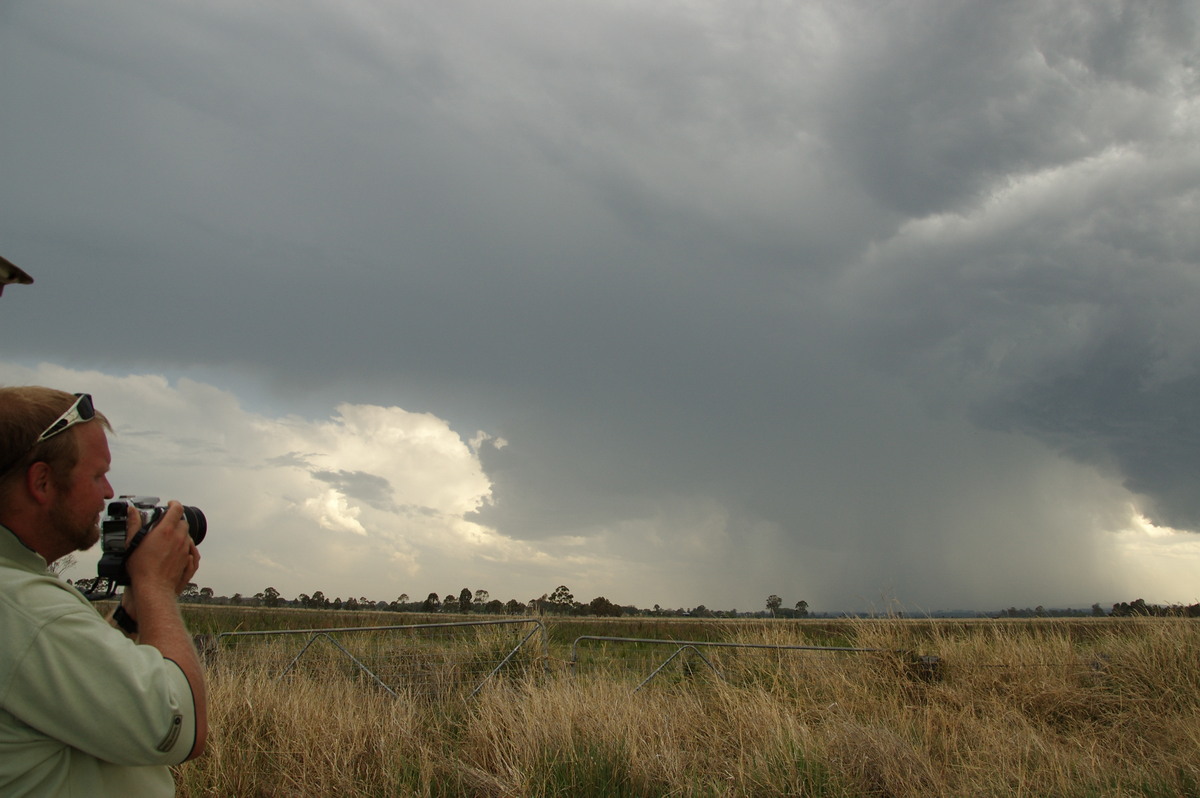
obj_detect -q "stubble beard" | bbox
[76,521,101,553]
[47,501,102,554]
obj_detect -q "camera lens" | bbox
[181,506,207,545]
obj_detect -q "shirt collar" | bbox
[0,522,50,572]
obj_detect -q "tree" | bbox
[1112,598,1152,617]
[262,586,281,608]
[474,589,490,605]
[549,585,574,612]
[459,587,473,613]
[766,595,783,615]
[422,592,441,612]
[588,596,622,617]
[505,599,526,614]
[794,600,809,618]
[74,575,103,594]
[48,552,77,578]
[443,593,457,612]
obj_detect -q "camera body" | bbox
[98,495,207,586]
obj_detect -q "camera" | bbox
[97,496,207,587]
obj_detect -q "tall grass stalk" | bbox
[175,618,1200,797]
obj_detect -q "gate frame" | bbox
[215,618,548,699]
[570,635,888,692]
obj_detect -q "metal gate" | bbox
[214,618,547,700]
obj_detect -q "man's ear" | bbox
[25,461,56,506]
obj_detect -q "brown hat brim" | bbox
[0,254,34,296]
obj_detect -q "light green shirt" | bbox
[0,525,198,797]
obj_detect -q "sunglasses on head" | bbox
[0,393,96,478]
[35,393,97,445]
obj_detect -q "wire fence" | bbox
[204,616,1171,714]
[207,619,941,701]
[569,635,939,691]
[213,619,547,701]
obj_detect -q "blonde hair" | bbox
[0,386,112,490]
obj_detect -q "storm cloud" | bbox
[2,0,1197,610]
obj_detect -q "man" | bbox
[0,386,207,796]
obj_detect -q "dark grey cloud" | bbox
[825,2,1196,216]
[311,468,395,512]
[832,145,1200,531]
[2,0,1197,609]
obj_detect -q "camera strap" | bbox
[122,528,151,561]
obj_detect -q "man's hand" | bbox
[124,501,201,596]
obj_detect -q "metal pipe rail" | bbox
[215,617,544,640]
[215,618,549,698]
[571,635,891,692]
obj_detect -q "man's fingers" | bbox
[123,502,142,542]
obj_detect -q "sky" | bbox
[2,0,1198,613]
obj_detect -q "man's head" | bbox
[0,387,115,561]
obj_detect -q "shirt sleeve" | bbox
[4,601,198,766]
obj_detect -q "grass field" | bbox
[170,609,1200,797]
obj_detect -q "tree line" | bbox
[996,599,1200,618]
[72,573,1196,620]
[228,585,638,617]
[155,584,822,619]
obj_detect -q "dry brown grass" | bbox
[175,618,1200,797]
